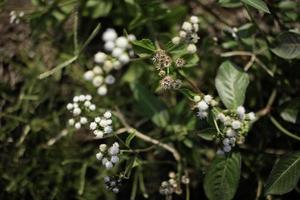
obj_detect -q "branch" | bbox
[113,107,181,162]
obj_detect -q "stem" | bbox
[113,107,181,162]
[256,89,277,118]
[270,116,300,141]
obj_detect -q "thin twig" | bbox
[256,89,277,117]
[113,107,181,162]
[270,116,300,141]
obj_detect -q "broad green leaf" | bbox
[218,0,242,8]
[280,99,300,124]
[83,0,112,18]
[131,39,156,56]
[265,152,300,195]
[130,83,169,127]
[242,0,270,13]
[215,61,250,109]
[271,32,300,59]
[204,152,241,200]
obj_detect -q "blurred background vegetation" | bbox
[0,0,300,199]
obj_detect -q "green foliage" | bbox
[271,32,300,59]
[204,153,241,200]
[215,61,250,109]
[265,152,300,195]
[241,0,270,13]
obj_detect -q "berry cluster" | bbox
[172,16,200,53]
[66,94,96,129]
[89,110,113,138]
[104,176,122,193]
[194,94,218,119]
[83,28,136,96]
[216,106,256,154]
[160,75,182,90]
[96,142,120,169]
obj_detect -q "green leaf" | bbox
[131,39,156,56]
[241,0,270,13]
[271,32,300,59]
[215,61,250,109]
[130,82,169,127]
[196,128,216,141]
[83,0,112,18]
[280,99,300,124]
[204,152,241,200]
[265,152,300,195]
[126,131,136,147]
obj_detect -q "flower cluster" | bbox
[66,94,96,129]
[172,16,200,53]
[9,10,24,24]
[83,28,136,96]
[160,75,182,90]
[152,50,183,90]
[104,176,122,193]
[216,106,256,154]
[159,171,190,197]
[96,142,120,169]
[194,94,218,119]
[89,110,113,138]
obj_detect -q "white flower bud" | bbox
[236,106,245,116]
[217,113,226,122]
[83,70,94,81]
[210,100,218,107]
[179,30,187,38]
[197,100,209,111]
[104,126,113,134]
[190,16,199,24]
[197,111,208,119]
[231,120,241,129]
[187,44,197,54]
[94,52,107,63]
[96,152,103,160]
[104,41,115,51]
[112,188,119,193]
[93,66,103,74]
[85,94,92,100]
[73,108,81,116]
[112,47,123,58]
[119,53,130,64]
[73,96,79,102]
[204,95,213,104]
[99,144,107,152]
[80,117,88,124]
[109,145,119,155]
[105,161,113,169]
[128,34,136,41]
[74,122,81,129]
[68,118,75,125]
[78,95,85,101]
[223,138,230,146]
[172,36,180,45]
[216,149,225,155]
[84,101,91,107]
[97,85,107,96]
[226,129,236,137]
[247,112,256,121]
[102,28,117,42]
[92,76,104,87]
[94,130,104,138]
[95,117,101,123]
[111,156,119,163]
[90,122,97,130]
[106,119,112,125]
[104,111,112,118]
[89,104,96,111]
[193,23,199,32]
[105,75,115,85]
[103,60,113,72]
[115,36,128,49]
[223,145,232,153]
[113,60,122,70]
[182,22,193,31]
[66,103,73,110]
